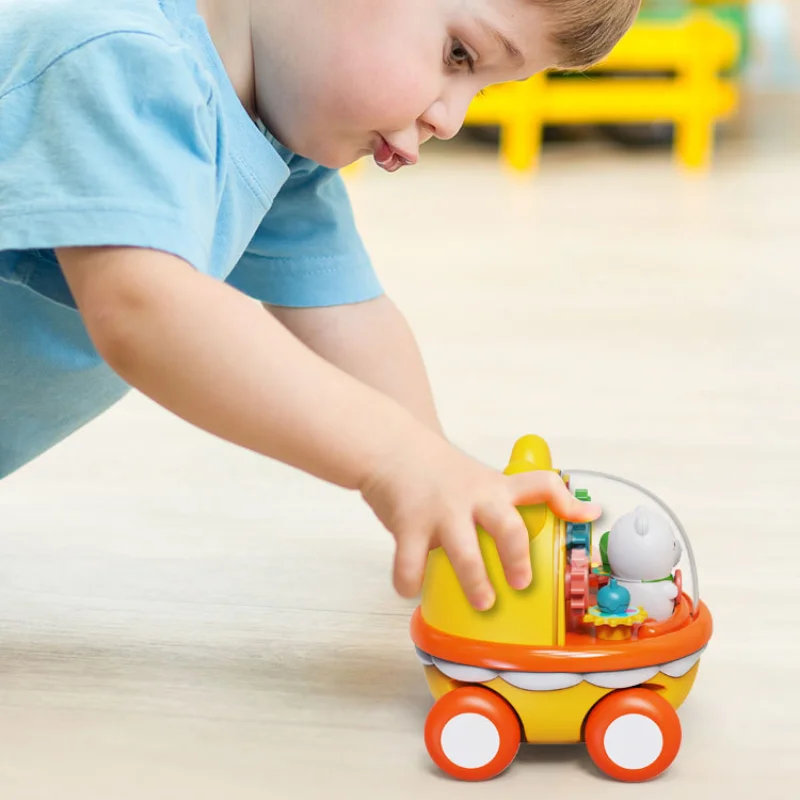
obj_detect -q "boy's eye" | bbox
[449,39,475,72]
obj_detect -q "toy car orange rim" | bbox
[424,686,521,781]
[410,600,712,674]
[584,688,682,782]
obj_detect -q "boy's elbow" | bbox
[82,292,148,374]
[56,246,180,372]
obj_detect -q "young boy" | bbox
[0,0,638,613]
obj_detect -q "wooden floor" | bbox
[1,95,797,798]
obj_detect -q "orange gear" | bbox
[566,547,590,628]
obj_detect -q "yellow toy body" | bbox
[421,435,566,648]
[410,435,713,782]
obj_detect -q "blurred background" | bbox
[458,0,798,164]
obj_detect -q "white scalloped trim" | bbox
[659,649,703,677]
[501,671,584,691]
[583,666,660,689]
[416,645,705,692]
[432,657,498,683]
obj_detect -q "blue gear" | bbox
[566,521,592,550]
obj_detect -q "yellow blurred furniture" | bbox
[464,10,742,172]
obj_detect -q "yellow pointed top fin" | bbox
[504,434,553,475]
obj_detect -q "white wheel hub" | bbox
[603,714,664,770]
[440,713,500,769]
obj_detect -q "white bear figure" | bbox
[603,506,682,621]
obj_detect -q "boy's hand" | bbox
[360,435,602,611]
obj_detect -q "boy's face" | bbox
[251,0,556,171]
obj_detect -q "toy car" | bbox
[410,434,712,782]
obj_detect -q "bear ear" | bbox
[633,507,650,536]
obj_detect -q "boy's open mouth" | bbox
[373,135,415,172]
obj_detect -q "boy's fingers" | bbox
[475,504,531,591]
[507,470,602,521]
[441,522,495,611]
[393,533,430,598]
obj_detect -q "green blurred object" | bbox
[639,1,750,70]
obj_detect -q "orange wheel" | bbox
[424,686,521,781]
[585,688,682,782]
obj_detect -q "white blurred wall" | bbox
[748,0,800,87]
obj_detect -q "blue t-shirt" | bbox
[0,0,383,479]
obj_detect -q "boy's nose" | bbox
[420,97,469,142]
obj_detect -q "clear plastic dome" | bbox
[562,468,701,616]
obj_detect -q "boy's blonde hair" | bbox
[539,0,642,70]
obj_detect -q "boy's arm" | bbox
[56,245,413,490]
[263,297,444,435]
[56,245,601,611]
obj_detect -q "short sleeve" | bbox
[0,31,220,276]
[226,159,384,308]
